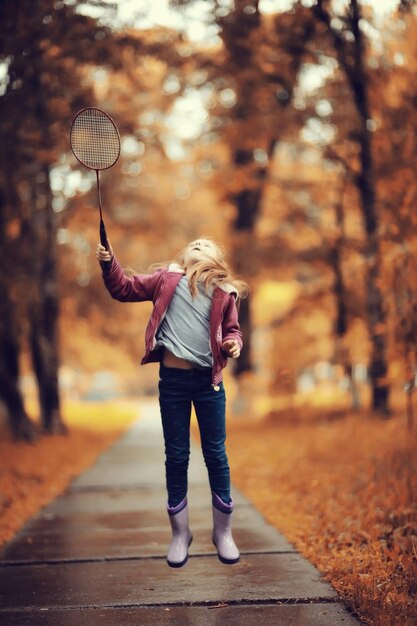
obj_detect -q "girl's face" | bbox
[183,239,220,267]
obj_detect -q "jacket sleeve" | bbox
[221,294,243,353]
[101,256,164,302]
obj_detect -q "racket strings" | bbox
[71,108,120,170]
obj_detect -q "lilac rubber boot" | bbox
[166,496,193,568]
[212,492,240,564]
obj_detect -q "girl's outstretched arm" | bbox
[96,242,164,303]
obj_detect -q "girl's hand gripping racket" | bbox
[70,107,120,262]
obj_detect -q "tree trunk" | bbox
[331,177,360,411]
[350,0,390,415]
[313,0,390,415]
[220,3,319,377]
[28,166,66,434]
[404,347,415,432]
[0,188,37,441]
[28,300,63,434]
[0,300,38,442]
[231,180,265,376]
[366,243,390,415]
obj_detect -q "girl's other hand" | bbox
[96,241,114,263]
[222,339,240,359]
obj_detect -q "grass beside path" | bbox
[0,400,139,549]
[226,407,417,626]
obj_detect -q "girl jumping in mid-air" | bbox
[96,237,248,568]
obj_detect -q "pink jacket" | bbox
[101,257,243,385]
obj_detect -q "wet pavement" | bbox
[0,399,362,625]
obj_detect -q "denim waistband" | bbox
[159,363,212,376]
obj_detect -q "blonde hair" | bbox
[152,237,249,301]
[149,237,249,299]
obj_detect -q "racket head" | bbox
[70,107,120,171]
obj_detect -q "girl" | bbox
[96,237,248,568]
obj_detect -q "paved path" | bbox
[0,399,361,625]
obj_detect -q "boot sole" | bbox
[212,539,240,564]
[167,534,193,568]
[217,553,240,565]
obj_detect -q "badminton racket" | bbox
[70,107,120,253]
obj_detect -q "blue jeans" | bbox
[158,364,231,507]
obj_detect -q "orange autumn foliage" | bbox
[225,404,417,626]
[2,2,417,624]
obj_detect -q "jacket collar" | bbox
[167,262,185,274]
[167,263,237,296]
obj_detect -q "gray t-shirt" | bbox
[155,276,213,368]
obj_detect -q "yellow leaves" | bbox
[253,279,300,325]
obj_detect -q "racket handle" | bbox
[99,220,112,267]
[100,220,109,249]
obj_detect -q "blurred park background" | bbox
[1,1,417,624]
